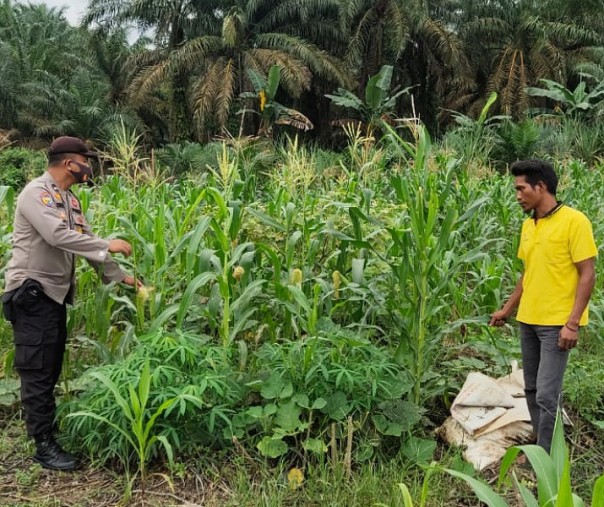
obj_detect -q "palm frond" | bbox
[255,32,351,87]
[254,0,341,37]
[169,36,223,74]
[248,48,311,97]
[275,108,314,131]
[345,7,378,70]
[216,58,236,131]
[128,61,170,106]
[191,58,226,136]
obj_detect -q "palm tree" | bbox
[543,0,604,34]
[126,0,350,140]
[85,0,226,141]
[0,1,85,132]
[456,0,602,118]
[87,28,170,142]
[342,0,409,85]
[85,0,223,48]
[17,67,142,142]
[397,0,471,132]
[339,0,469,132]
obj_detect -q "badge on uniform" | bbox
[75,226,83,234]
[70,197,80,210]
[58,211,66,220]
[40,191,53,207]
[75,215,85,225]
[54,193,62,202]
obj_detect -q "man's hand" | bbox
[108,239,132,256]
[122,275,143,289]
[558,325,578,351]
[489,309,509,327]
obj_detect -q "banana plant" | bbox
[526,73,604,120]
[240,65,313,137]
[326,65,413,136]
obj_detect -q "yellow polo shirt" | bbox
[516,205,597,326]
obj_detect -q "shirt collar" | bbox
[533,202,564,221]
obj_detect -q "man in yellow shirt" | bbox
[490,159,597,452]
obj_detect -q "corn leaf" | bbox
[516,445,558,503]
[550,414,568,481]
[176,272,216,328]
[592,475,604,506]
[441,468,509,507]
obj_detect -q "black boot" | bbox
[33,434,79,471]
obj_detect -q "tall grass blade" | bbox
[441,468,508,507]
[397,482,414,507]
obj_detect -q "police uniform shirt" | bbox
[4,172,126,304]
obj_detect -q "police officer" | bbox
[1,136,139,471]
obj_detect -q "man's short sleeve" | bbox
[517,221,528,261]
[570,214,598,263]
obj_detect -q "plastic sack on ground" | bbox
[436,365,534,471]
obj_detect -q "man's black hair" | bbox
[48,153,71,166]
[510,159,558,196]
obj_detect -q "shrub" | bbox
[155,141,219,177]
[0,147,46,189]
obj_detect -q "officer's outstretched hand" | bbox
[122,275,143,289]
[108,239,133,256]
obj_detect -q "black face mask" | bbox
[69,160,94,187]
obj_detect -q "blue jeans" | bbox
[519,323,569,453]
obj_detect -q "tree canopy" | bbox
[0,0,603,144]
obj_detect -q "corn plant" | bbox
[0,186,15,289]
[62,329,243,462]
[67,361,197,492]
[445,91,507,166]
[100,121,167,185]
[382,124,490,403]
[437,414,604,507]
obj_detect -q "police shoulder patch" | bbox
[40,191,53,207]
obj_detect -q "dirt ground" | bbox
[0,408,231,507]
[1,404,602,507]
